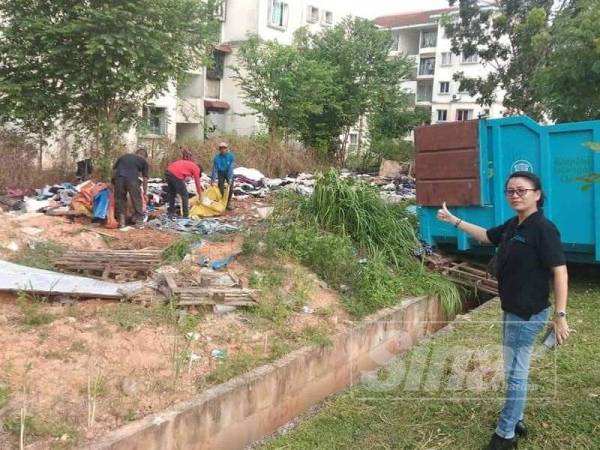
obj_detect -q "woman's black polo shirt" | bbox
[486,211,566,320]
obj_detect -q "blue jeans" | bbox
[496,307,550,439]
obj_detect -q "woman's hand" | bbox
[551,316,570,345]
[436,202,457,225]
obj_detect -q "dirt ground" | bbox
[0,202,349,449]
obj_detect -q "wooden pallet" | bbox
[160,273,258,306]
[55,249,162,278]
[425,254,498,296]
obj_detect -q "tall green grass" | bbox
[254,170,463,317]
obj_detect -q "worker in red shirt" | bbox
[165,148,202,218]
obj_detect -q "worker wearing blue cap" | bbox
[210,142,235,210]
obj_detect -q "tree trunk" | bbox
[38,132,44,173]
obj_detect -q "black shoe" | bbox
[484,433,517,450]
[515,420,527,438]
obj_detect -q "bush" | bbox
[144,134,325,179]
[250,172,463,318]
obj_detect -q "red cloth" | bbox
[167,160,202,194]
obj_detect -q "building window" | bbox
[269,0,288,29]
[307,5,319,23]
[437,110,448,122]
[322,10,333,26]
[440,52,452,66]
[214,0,226,21]
[456,109,473,121]
[418,57,435,76]
[439,81,450,94]
[206,50,225,80]
[461,52,478,64]
[416,83,433,102]
[205,78,221,100]
[420,30,437,48]
[143,107,167,136]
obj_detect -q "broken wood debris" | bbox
[425,254,498,296]
[160,274,258,307]
[55,249,162,278]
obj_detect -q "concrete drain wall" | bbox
[88,296,450,450]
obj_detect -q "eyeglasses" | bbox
[504,188,536,198]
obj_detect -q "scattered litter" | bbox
[2,242,20,252]
[213,304,237,315]
[302,306,315,314]
[186,332,201,341]
[145,217,239,235]
[211,349,227,360]
[196,256,210,267]
[255,206,274,220]
[211,255,236,271]
[188,352,202,373]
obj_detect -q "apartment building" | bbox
[374,8,505,125]
[142,0,355,144]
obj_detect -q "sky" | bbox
[335,0,451,19]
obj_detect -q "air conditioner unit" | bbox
[451,94,461,101]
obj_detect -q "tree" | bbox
[231,36,339,143]
[232,18,420,161]
[444,0,557,119]
[300,17,417,159]
[532,0,600,122]
[0,0,219,177]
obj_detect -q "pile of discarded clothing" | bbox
[0,183,80,213]
[376,175,417,203]
[145,216,238,235]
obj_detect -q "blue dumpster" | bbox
[415,116,600,263]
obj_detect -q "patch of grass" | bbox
[0,384,8,409]
[4,413,79,445]
[261,278,600,450]
[17,292,55,326]
[12,240,65,270]
[100,301,181,331]
[301,326,333,348]
[161,236,202,263]
[202,350,268,386]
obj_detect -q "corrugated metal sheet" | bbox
[415,120,480,206]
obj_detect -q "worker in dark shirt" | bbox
[113,147,149,227]
[210,142,235,210]
[165,148,202,218]
[436,171,569,450]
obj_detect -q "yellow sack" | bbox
[189,185,229,218]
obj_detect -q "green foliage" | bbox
[0,0,220,174]
[532,0,600,122]
[161,236,201,263]
[300,326,333,348]
[445,0,555,119]
[311,170,418,269]
[12,240,65,271]
[233,17,419,159]
[17,292,55,326]
[4,413,79,444]
[232,36,338,143]
[250,172,463,318]
[0,384,8,409]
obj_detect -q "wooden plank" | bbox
[163,274,179,295]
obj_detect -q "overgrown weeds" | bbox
[12,240,65,271]
[246,170,462,318]
[16,292,55,326]
[161,236,202,263]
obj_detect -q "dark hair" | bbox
[136,147,148,159]
[506,171,544,208]
[181,148,193,161]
